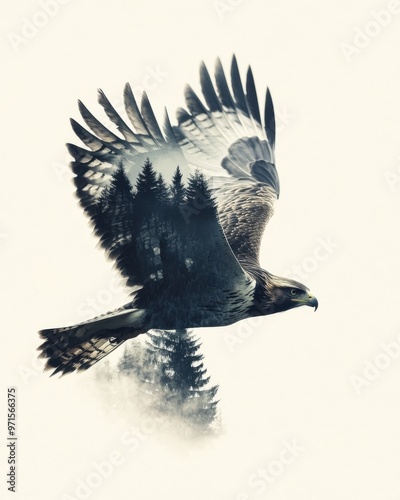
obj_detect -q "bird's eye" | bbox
[290,289,298,296]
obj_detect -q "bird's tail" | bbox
[38,307,147,376]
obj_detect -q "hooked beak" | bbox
[291,292,319,311]
[307,295,318,311]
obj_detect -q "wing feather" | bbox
[70,119,117,156]
[97,89,139,144]
[78,100,124,145]
[215,58,243,135]
[230,56,262,138]
[230,56,251,124]
[246,67,262,127]
[123,83,152,137]
[264,88,276,150]
[140,92,165,144]
[199,61,223,112]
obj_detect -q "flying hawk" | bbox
[39,56,318,376]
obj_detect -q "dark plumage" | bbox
[38,56,318,376]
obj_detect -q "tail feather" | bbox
[38,308,147,376]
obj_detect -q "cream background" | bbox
[1,0,400,499]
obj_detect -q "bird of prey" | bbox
[38,56,318,376]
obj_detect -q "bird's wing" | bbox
[68,96,254,306]
[68,56,278,292]
[173,56,279,267]
[68,86,188,218]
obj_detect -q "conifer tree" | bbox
[170,166,186,206]
[179,169,217,227]
[96,163,134,212]
[155,173,171,207]
[185,170,215,211]
[144,329,219,433]
[135,158,158,205]
[111,162,135,196]
[94,162,135,251]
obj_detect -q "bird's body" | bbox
[39,57,318,376]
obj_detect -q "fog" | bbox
[2,0,400,498]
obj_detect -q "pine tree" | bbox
[170,166,186,206]
[185,170,215,211]
[155,173,171,207]
[145,329,219,433]
[179,169,217,227]
[116,330,219,434]
[96,163,134,213]
[134,158,171,236]
[110,162,135,196]
[135,158,158,205]
[94,162,135,252]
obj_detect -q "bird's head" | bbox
[253,273,318,315]
[271,276,318,313]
